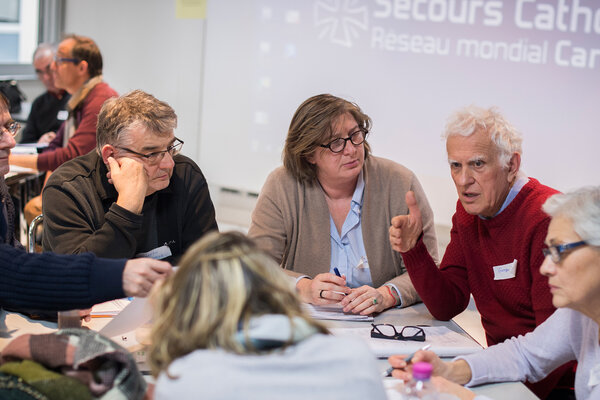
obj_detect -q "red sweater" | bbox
[401,178,559,346]
[37,82,118,172]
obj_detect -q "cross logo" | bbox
[314,0,369,48]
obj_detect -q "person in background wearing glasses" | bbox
[389,105,573,398]
[388,186,600,400]
[19,43,70,144]
[41,90,217,262]
[0,92,172,312]
[11,34,118,224]
[248,94,438,315]
[150,231,386,400]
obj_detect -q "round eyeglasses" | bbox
[320,128,367,153]
[116,138,184,165]
[1,120,20,138]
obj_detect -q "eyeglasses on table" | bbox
[370,323,426,342]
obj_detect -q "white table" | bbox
[325,303,538,400]
[0,304,538,399]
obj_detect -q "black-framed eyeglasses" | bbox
[1,120,20,138]
[320,128,367,153]
[116,138,184,165]
[370,324,426,342]
[54,55,80,65]
[542,241,587,263]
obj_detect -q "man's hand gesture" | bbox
[389,191,423,253]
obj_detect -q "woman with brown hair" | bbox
[248,93,438,314]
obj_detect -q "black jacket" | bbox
[42,151,218,262]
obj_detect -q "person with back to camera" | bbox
[388,186,600,400]
[149,231,386,400]
[388,105,575,397]
[248,94,439,315]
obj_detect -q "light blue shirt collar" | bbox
[480,174,529,220]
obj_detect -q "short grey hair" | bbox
[96,90,177,153]
[543,186,600,248]
[444,105,522,169]
[33,43,55,61]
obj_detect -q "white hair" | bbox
[543,186,600,247]
[33,43,55,61]
[443,105,522,169]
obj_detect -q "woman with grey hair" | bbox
[388,186,600,399]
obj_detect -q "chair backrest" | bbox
[28,214,44,253]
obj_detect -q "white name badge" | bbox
[589,363,600,388]
[57,110,68,121]
[136,245,172,260]
[493,259,517,280]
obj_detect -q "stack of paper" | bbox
[329,325,481,357]
[91,298,132,317]
[303,303,374,322]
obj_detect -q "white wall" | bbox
[64,0,205,162]
[63,0,600,227]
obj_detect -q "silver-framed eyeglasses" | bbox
[320,128,367,153]
[1,120,20,138]
[116,137,184,165]
[542,240,587,263]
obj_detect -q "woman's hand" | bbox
[388,350,449,381]
[296,273,351,304]
[388,352,473,386]
[340,285,392,315]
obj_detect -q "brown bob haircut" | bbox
[283,94,372,182]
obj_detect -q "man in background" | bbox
[19,43,70,144]
[10,34,118,223]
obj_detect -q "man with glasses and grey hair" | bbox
[0,91,172,312]
[388,105,573,398]
[42,90,217,262]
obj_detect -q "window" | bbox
[0,0,64,79]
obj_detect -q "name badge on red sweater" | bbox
[493,259,517,280]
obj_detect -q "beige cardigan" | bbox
[248,156,439,307]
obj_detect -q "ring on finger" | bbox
[319,289,325,299]
[372,297,378,305]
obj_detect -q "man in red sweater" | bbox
[10,34,118,222]
[389,106,571,398]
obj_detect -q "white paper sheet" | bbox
[98,297,152,338]
[303,303,374,322]
[91,298,131,316]
[329,325,481,357]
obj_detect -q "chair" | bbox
[28,214,43,253]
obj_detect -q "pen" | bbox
[332,268,347,295]
[382,344,432,377]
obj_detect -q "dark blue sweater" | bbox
[0,211,126,311]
